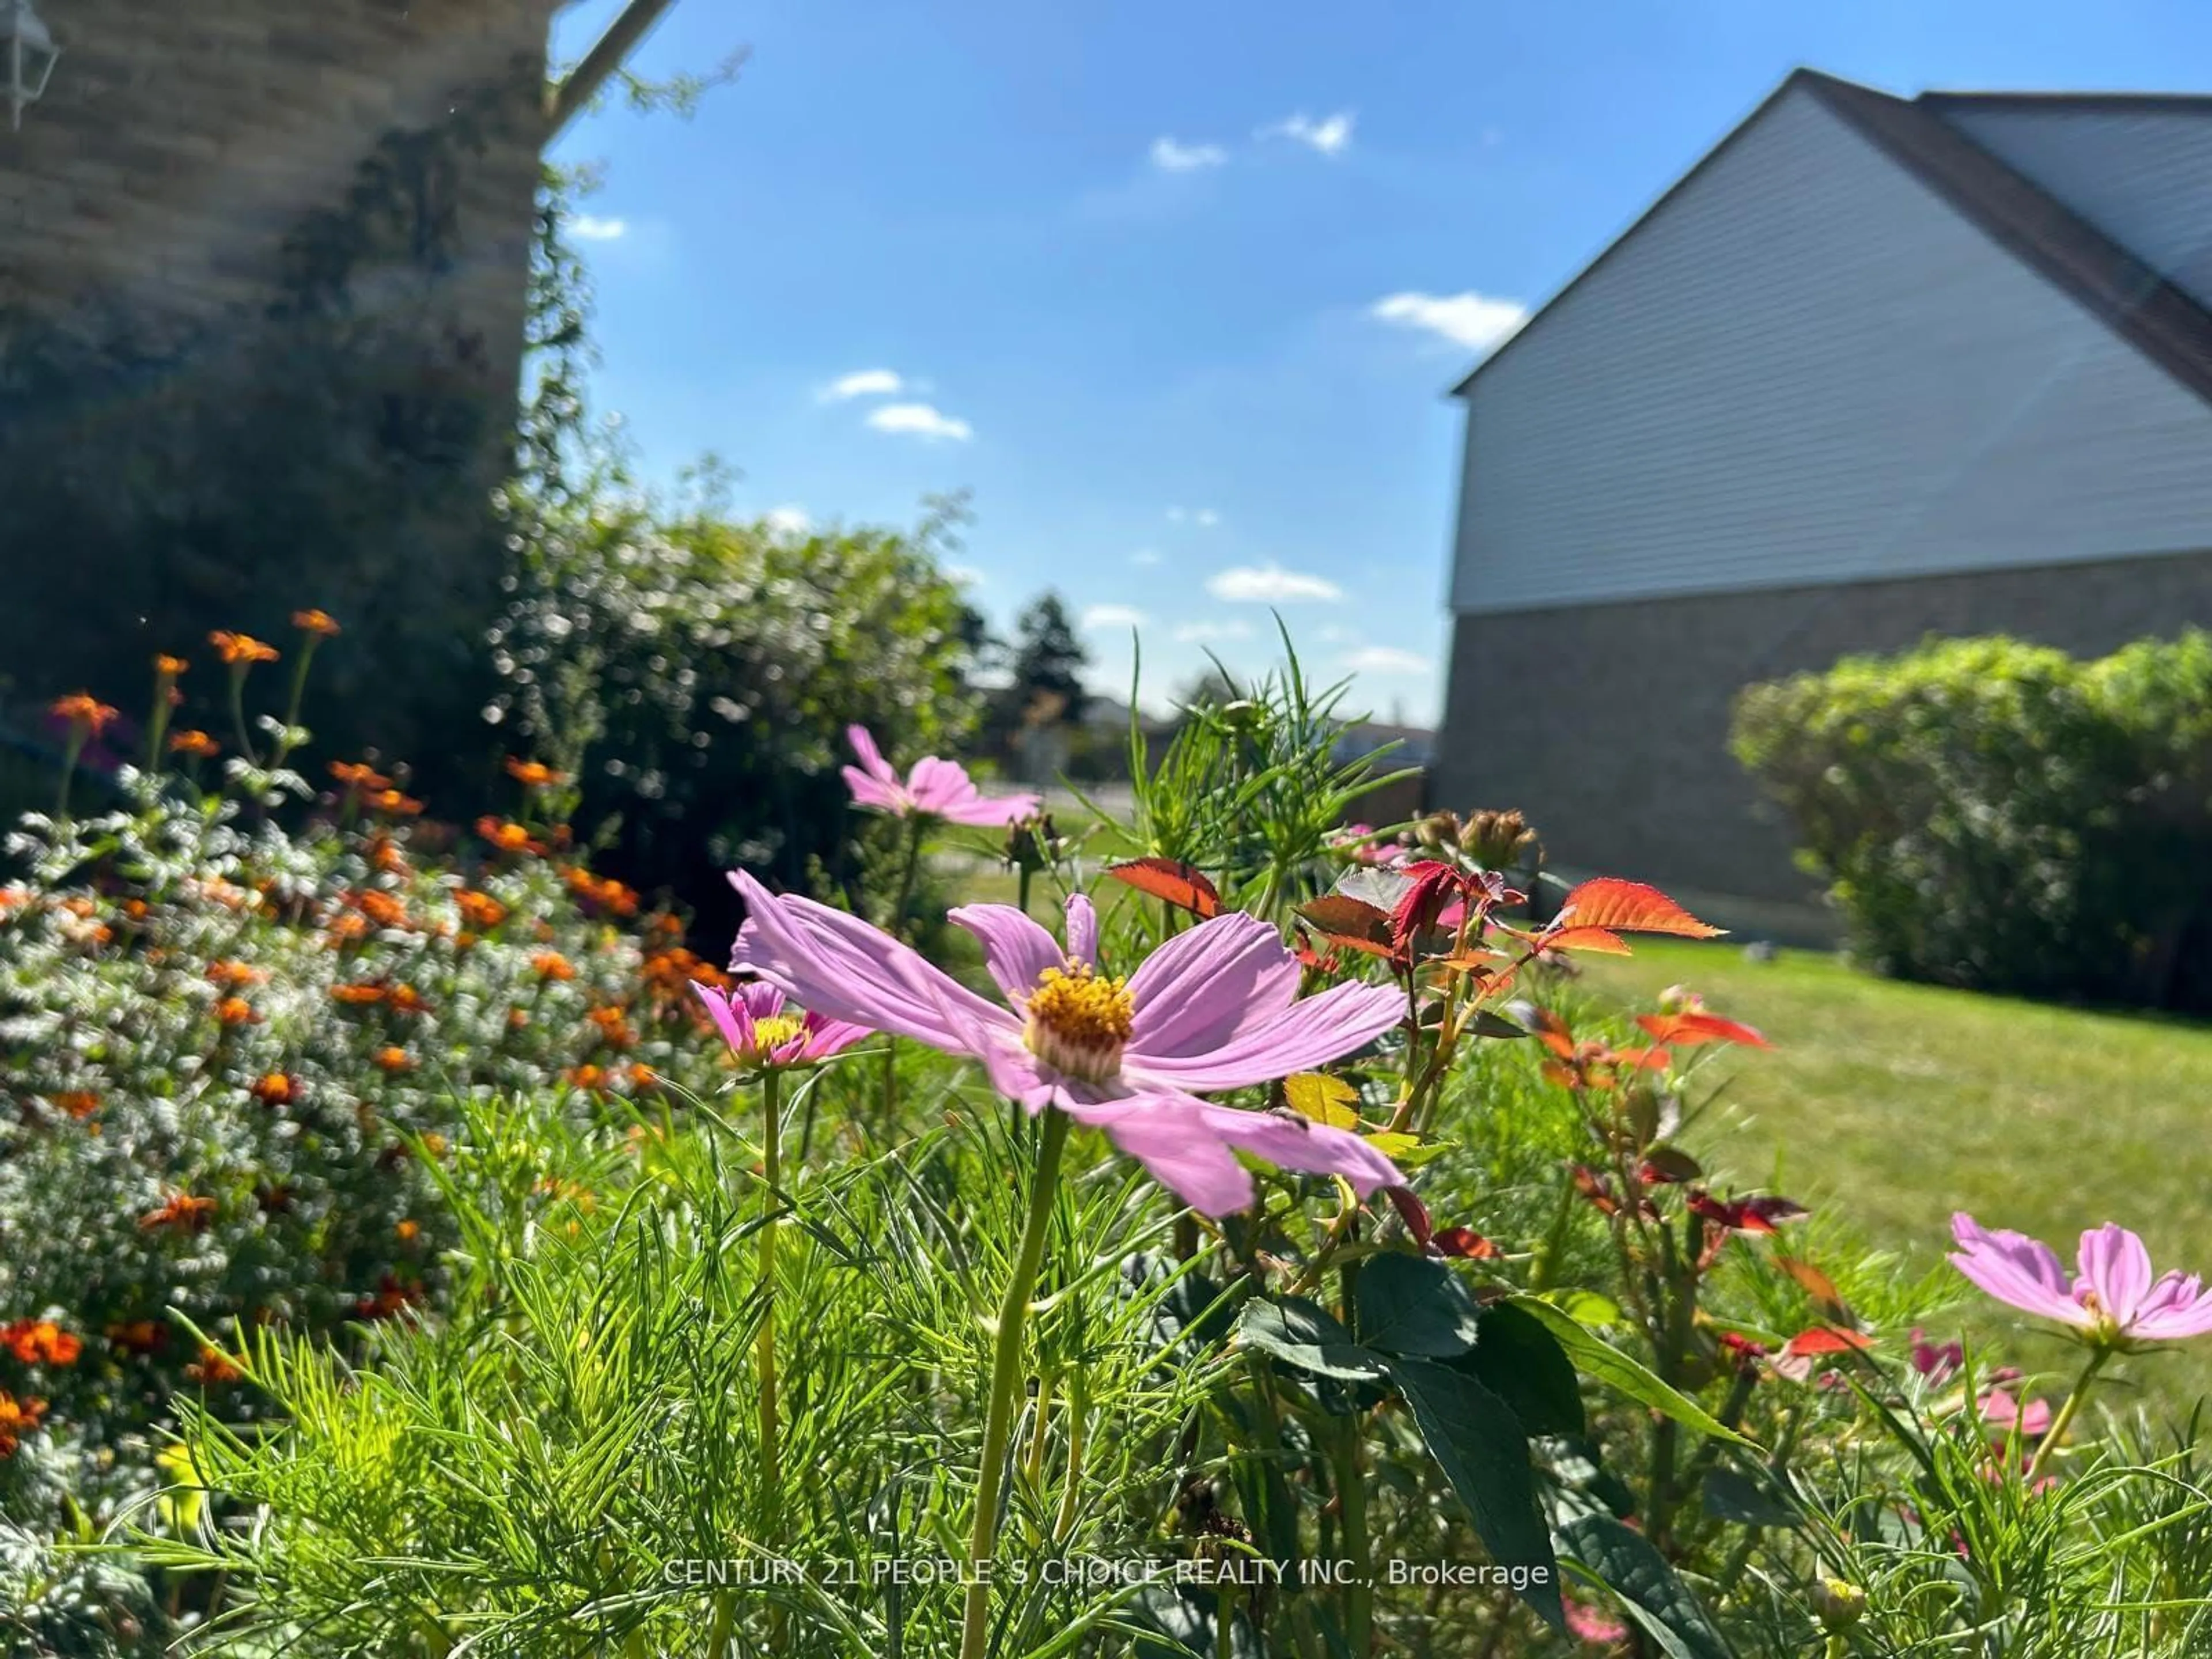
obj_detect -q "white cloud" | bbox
[865,402,974,442]
[945,563,984,586]
[1206,563,1344,604]
[1165,506,1220,527]
[763,503,812,537]
[1370,290,1529,352]
[1260,110,1355,156]
[1173,619,1254,643]
[1082,603,1149,631]
[1342,645,1432,676]
[821,368,904,402]
[570,214,628,241]
[1131,548,1163,567]
[1150,136,1227,172]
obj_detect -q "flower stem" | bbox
[959,1106,1071,1659]
[1331,1416,1374,1656]
[759,1066,787,1652]
[55,732,85,821]
[2023,1346,2111,1487]
[759,1068,785,1522]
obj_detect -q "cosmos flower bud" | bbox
[1459,808,1537,869]
[1809,1578,1866,1629]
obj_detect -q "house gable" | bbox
[1449,75,2212,616]
[1926,94,2212,315]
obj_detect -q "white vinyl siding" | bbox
[1452,85,2212,616]
[1937,103,2212,312]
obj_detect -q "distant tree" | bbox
[988,592,1090,745]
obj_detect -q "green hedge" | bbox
[1732,632,2212,1009]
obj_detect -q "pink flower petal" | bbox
[841,767,908,814]
[846,724,898,786]
[907,755,974,814]
[949,903,1065,1001]
[937,790,1044,827]
[1949,1213,2088,1328]
[1192,1102,1404,1196]
[1129,980,1403,1093]
[797,1016,872,1062]
[1124,911,1302,1059]
[2078,1224,2154,1328]
[729,870,1014,1051]
[693,983,755,1057]
[1071,1097,1257,1216]
[1065,895,1100,968]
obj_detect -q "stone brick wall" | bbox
[0,0,554,396]
[1433,550,2212,905]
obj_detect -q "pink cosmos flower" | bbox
[1563,1594,1630,1646]
[1976,1387,2052,1440]
[1950,1214,2212,1346]
[843,725,1041,827]
[728,871,1406,1215]
[693,981,870,1070]
[1910,1327,1964,1382]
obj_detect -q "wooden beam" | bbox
[545,0,679,139]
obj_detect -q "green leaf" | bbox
[1537,1287,1622,1328]
[1460,1301,1585,1438]
[1700,1466,1799,1529]
[1355,1253,1483,1358]
[1468,1008,1532,1039]
[1234,1297,1387,1382]
[1390,1358,1565,1629]
[1503,1296,1755,1449]
[1557,1512,1735,1659]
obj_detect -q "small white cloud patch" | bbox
[1342,645,1431,676]
[1150,136,1228,172]
[1206,564,1344,604]
[1082,604,1149,631]
[570,214,628,241]
[1131,548,1164,567]
[1173,619,1254,643]
[763,504,812,537]
[821,369,905,402]
[1369,290,1529,352]
[1259,111,1355,156]
[865,403,974,442]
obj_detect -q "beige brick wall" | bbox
[0,0,555,394]
[1434,551,2212,907]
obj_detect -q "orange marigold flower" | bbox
[207,960,264,988]
[169,728,220,758]
[369,788,425,817]
[214,995,257,1027]
[329,760,392,791]
[476,816,543,855]
[330,980,387,1005]
[353,889,410,930]
[503,757,569,788]
[531,950,576,982]
[507,1007,531,1031]
[395,1218,422,1243]
[373,1046,413,1073]
[455,889,507,929]
[1,1320,82,1367]
[291,608,342,638]
[0,1391,47,1457]
[141,1193,218,1234]
[587,1005,636,1050]
[154,654,189,678]
[46,1090,100,1120]
[50,692,119,735]
[185,1345,245,1385]
[627,1063,658,1092]
[564,1063,607,1091]
[249,1072,300,1107]
[209,630,279,666]
[355,1274,425,1323]
[386,983,430,1015]
[325,912,370,944]
[105,1320,166,1356]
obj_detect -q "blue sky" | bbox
[550,0,2207,723]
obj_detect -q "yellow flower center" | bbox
[749,1014,806,1059]
[1024,963,1135,1082]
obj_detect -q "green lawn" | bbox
[1585,940,2212,1405]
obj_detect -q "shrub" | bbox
[0,750,736,1605]
[488,488,984,943]
[1732,632,2212,1008]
